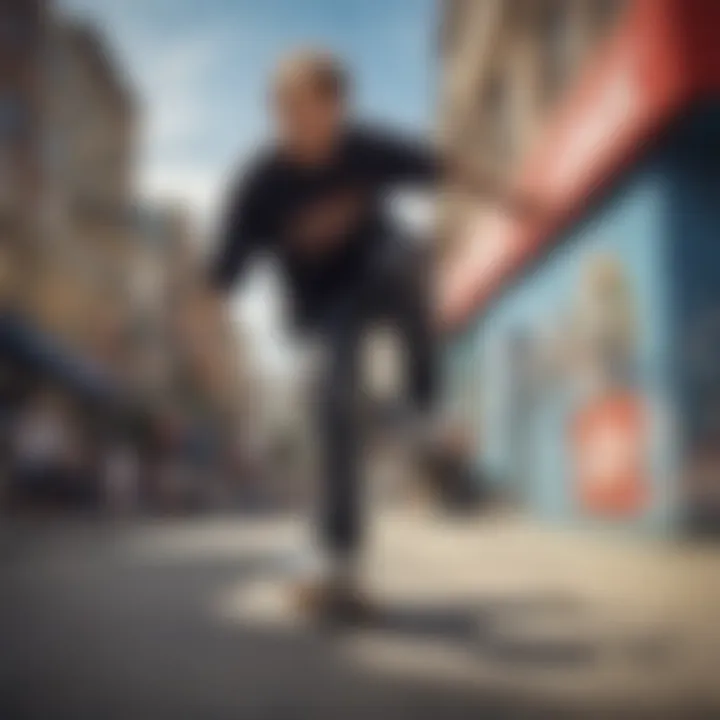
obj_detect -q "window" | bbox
[478,69,515,167]
[0,16,31,51]
[0,143,12,189]
[537,0,575,110]
[591,0,626,40]
[0,96,25,139]
[42,130,66,176]
[440,0,466,56]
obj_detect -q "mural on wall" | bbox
[566,252,650,516]
[501,327,538,496]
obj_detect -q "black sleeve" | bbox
[360,127,441,186]
[208,163,268,293]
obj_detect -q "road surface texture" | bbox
[1,510,720,719]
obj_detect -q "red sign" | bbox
[440,0,720,332]
[571,393,649,516]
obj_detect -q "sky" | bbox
[58,0,438,373]
[59,0,437,228]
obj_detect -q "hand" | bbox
[447,156,547,222]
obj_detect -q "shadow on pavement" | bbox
[0,518,700,720]
[349,593,612,668]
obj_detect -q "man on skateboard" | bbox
[202,49,533,621]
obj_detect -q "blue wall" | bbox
[447,103,720,533]
[667,105,720,527]
[449,132,702,532]
[669,107,720,436]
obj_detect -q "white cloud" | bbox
[231,263,294,375]
[139,32,221,151]
[390,190,436,240]
[139,164,225,238]
[60,0,235,229]
[56,0,435,378]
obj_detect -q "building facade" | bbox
[438,0,720,533]
[0,0,45,311]
[438,0,628,461]
[1,1,247,424]
[34,20,137,368]
[438,0,626,260]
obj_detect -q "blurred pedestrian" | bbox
[11,392,69,506]
[103,439,140,515]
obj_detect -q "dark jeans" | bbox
[315,237,437,561]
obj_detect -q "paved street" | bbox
[1,511,720,719]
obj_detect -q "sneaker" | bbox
[292,577,377,625]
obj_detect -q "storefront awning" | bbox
[0,312,120,405]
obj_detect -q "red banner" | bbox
[440,0,720,332]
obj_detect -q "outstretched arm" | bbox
[445,153,544,219]
[186,168,265,401]
[208,167,265,294]
[368,127,544,220]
